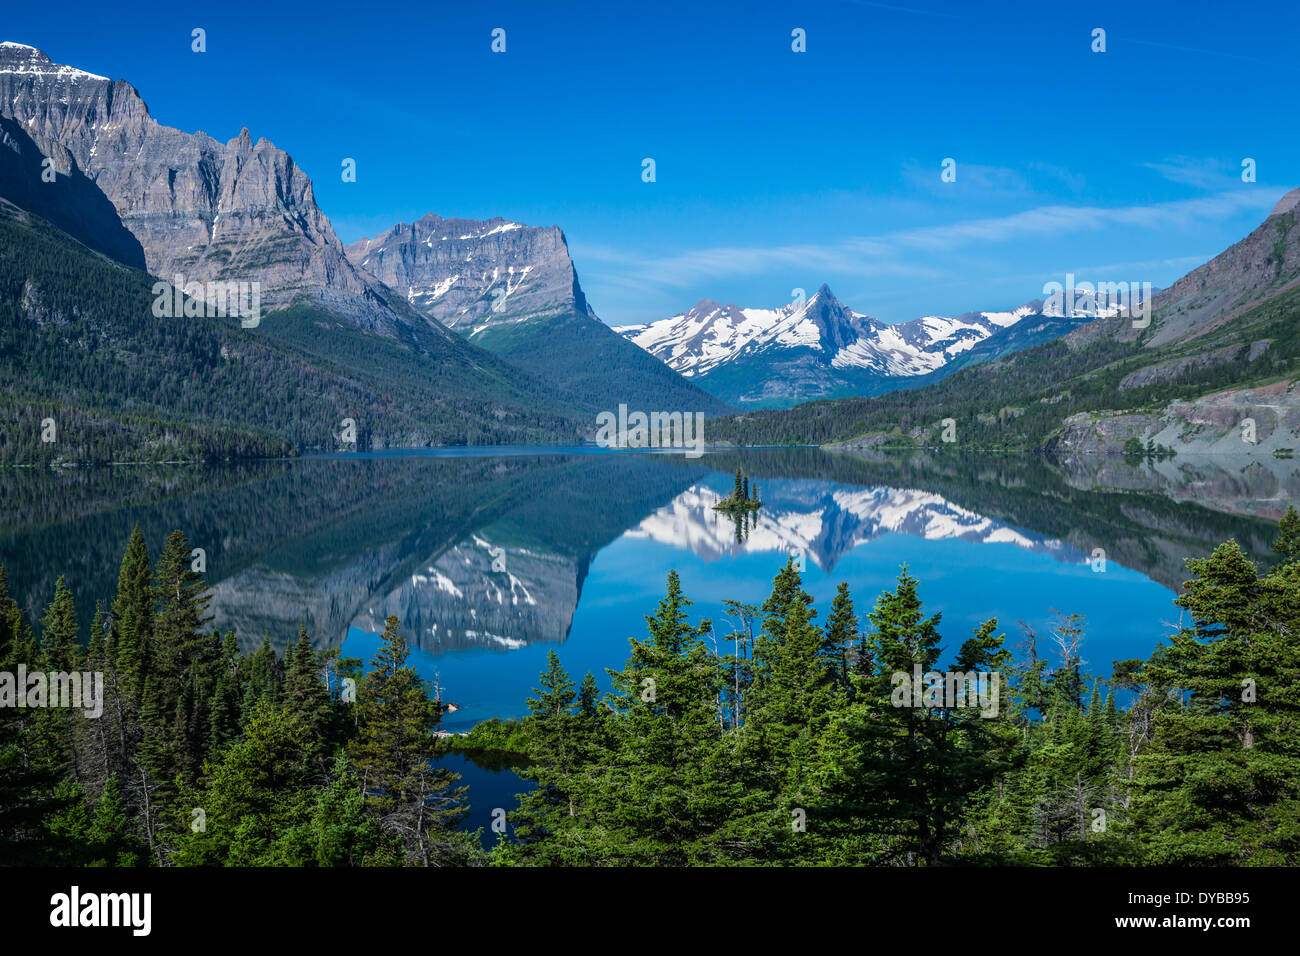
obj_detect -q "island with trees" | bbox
[715,468,762,516]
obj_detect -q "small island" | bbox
[714,467,763,515]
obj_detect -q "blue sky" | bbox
[7,0,1298,325]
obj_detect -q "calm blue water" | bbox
[344,481,1178,731]
[433,751,536,850]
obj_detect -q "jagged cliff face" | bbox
[344,214,595,335]
[0,41,400,330]
[1046,379,1300,461]
[343,210,731,416]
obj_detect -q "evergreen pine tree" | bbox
[38,576,79,671]
[283,625,331,757]
[593,572,740,864]
[138,530,216,790]
[823,582,858,691]
[1274,505,1300,564]
[109,524,153,704]
[1128,542,1300,864]
[349,615,476,866]
[510,652,586,862]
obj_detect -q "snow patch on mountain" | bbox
[0,42,108,82]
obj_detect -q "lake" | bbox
[1,446,1289,841]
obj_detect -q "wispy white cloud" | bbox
[1027,162,1087,193]
[887,191,1275,250]
[1141,156,1235,189]
[576,190,1280,292]
[901,160,1033,197]
[991,255,1216,289]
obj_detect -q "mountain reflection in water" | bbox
[1,447,1286,730]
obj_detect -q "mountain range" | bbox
[0,41,723,463]
[616,284,1141,408]
[343,213,729,415]
[709,186,1300,454]
[2,39,1293,464]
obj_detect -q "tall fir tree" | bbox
[349,615,477,866]
[1127,542,1300,864]
[109,524,153,705]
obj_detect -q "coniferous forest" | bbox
[4,514,1298,868]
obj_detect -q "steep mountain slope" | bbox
[0,202,581,463]
[345,214,731,415]
[0,111,145,267]
[709,188,1300,453]
[0,41,411,332]
[620,284,1124,407]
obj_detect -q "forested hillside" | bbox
[0,205,583,464]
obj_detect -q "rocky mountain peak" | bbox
[0,41,47,64]
[0,45,408,331]
[624,283,1093,407]
[1270,187,1300,219]
[344,214,595,334]
[811,282,838,303]
[0,41,108,81]
[1116,185,1300,349]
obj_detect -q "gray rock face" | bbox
[0,41,401,331]
[1140,189,1300,349]
[341,211,731,416]
[1118,341,1272,391]
[1045,379,1300,458]
[0,111,146,266]
[344,214,595,334]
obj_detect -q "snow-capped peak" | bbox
[0,42,109,81]
[621,284,1046,381]
[620,285,876,378]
